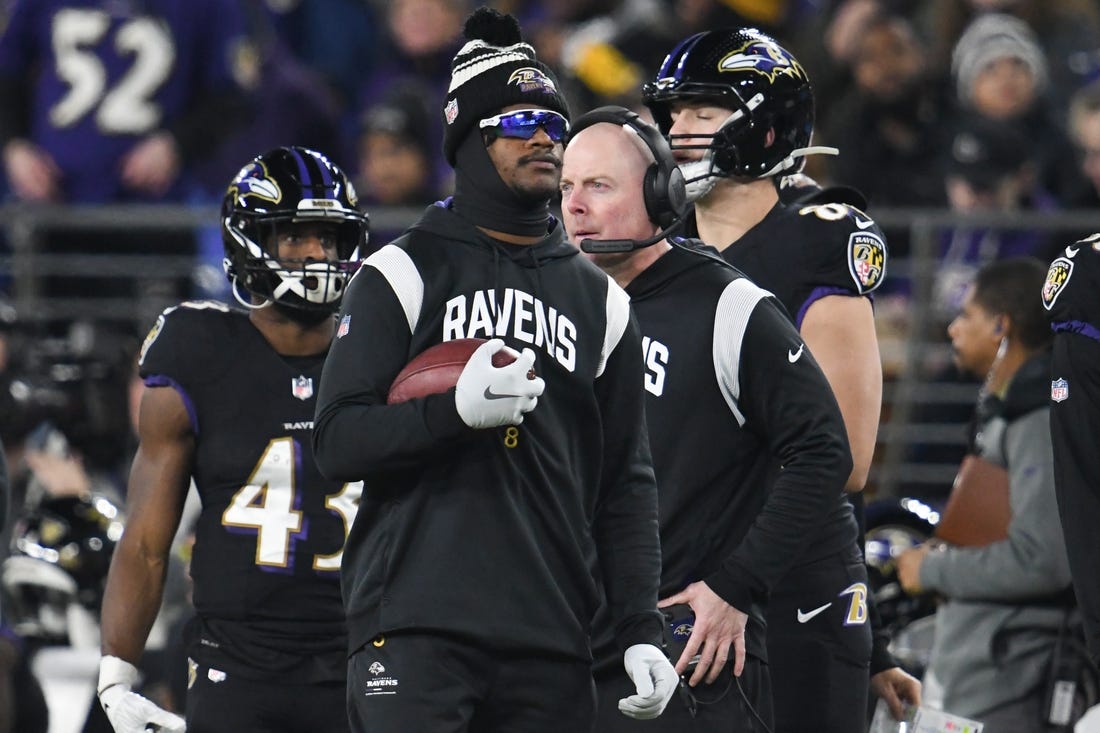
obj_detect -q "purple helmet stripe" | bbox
[670,32,705,79]
[289,147,313,188]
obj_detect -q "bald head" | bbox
[567,123,654,181]
[560,122,666,286]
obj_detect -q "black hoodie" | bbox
[593,242,854,671]
[313,202,664,660]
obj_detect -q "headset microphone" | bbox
[580,220,684,253]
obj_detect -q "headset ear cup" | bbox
[643,163,663,228]
[667,166,686,222]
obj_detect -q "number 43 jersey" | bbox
[138,301,360,683]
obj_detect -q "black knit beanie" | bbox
[442,7,570,166]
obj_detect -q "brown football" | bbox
[386,338,521,404]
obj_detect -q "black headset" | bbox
[567,106,688,230]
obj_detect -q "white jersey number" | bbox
[223,438,361,571]
[50,8,176,133]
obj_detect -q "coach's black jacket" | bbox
[313,202,664,662]
[596,241,853,668]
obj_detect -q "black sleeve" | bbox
[312,265,473,482]
[1050,333,1100,664]
[592,312,664,653]
[704,295,853,610]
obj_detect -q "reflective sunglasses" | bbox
[478,109,569,143]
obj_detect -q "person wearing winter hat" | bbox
[949,13,1086,207]
[952,13,1048,120]
[357,89,437,207]
[313,6,676,733]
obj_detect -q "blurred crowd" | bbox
[0,0,1098,221]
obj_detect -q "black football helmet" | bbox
[1,494,123,645]
[643,28,821,184]
[222,147,369,314]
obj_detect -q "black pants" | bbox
[184,650,348,733]
[766,546,873,733]
[594,655,772,732]
[347,632,596,733]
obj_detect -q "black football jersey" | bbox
[138,301,359,682]
[718,201,888,327]
[1045,234,1100,659]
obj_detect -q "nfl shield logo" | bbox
[1051,378,1069,403]
[292,375,313,401]
[337,314,351,338]
[445,98,459,125]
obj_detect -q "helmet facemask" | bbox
[223,214,364,320]
[660,93,769,201]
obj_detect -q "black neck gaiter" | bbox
[451,132,551,238]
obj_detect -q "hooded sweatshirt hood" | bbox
[411,199,579,268]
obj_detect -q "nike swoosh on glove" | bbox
[455,339,545,429]
[619,643,679,719]
[99,655,186,733]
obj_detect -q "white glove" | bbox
[619,643,679,720]
[455,339,545,429]
[98,655,186,733]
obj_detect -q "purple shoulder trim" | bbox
[796,286,866,329]
[143,375,199,435]
[1052,320,1100,343]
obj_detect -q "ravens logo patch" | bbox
[847,232,886,292]
[1042,258,1073,311]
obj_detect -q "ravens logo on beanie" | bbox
[442,6,570,165]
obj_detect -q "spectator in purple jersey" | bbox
[0,0,257,335]
[0,0,254,205]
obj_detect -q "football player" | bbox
[1046,233,1100,668]
[643,27,919,729]
[97,147,368,733]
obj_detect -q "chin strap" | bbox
[680,143,841,202]
[227,274,272,311]
[760,145,839,179]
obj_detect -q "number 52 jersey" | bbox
[138,301,360,683]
